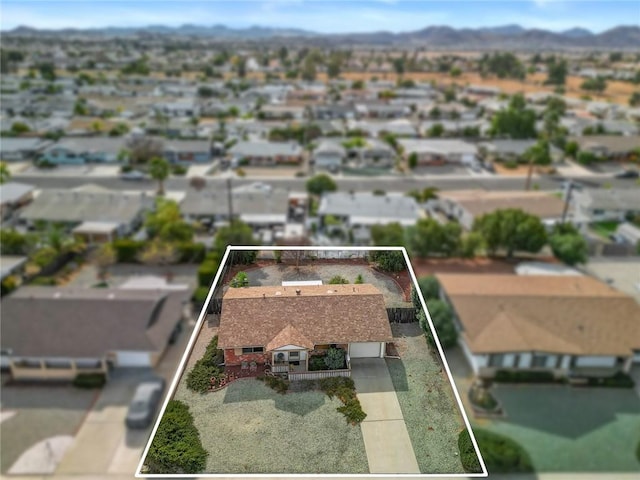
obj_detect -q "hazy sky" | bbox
[1,1,638,33]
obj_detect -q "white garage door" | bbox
[349,342,382,358]
[115,351,152,367]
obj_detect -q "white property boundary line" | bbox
[136,246,488,478]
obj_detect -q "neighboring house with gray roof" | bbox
[399,138,478,166]
[19,187,153,236]
[312,139,346,171]
[479,139,563,164]
[572,188,640,226]
[228,140,303,166]
[0,182,35,220]
[1,287,189,380]
[162,139,212,164]
[569,136,640,160]
[0,138,53,162]
[318,192,422,244]
[39,138,127,165]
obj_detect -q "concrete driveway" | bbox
[350,358,420,474]
[54,369,156,476]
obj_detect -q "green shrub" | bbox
[473,428,533,472]
[230,271,249,288]
[192,286,210,307]
[354,274,364,284]
[197,261,219,288]
[73,372,106,389]
[176,242,206,263]
[112,239,144,263]
[146,400,208,474]
[337,398,367,424]
[458,429,482,473]
[319,377,366,425]
[172,165,188,175]
[324,347,346,369]
[328,275,349,285]
[494,370,556,383]
[31,247,58,268]
[29,276,57,286]
[585,371,634,388]
[308,355,327,371]
[258,375,289,394]
[1,275,19,296]
[186,336,223,393]
[504,160,519,169]
[372,250,405,272]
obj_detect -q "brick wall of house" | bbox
[224,349,268,366]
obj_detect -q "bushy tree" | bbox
[0,161,11,184]
[145,199,194,242]
[418,299,457,348]
[328,275,349,284]
[548,223,588,266]
[306,173,337,196]
[371,223,405,246]
[405,219,462,257]
[149,156,170,195]
[371,251,405,272]
[490,93,537,139]
[214,221,257,265]
[473,209,547,257]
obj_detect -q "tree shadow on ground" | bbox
[493,385,640,439]
[385,358,409,392]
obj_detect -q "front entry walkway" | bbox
[350,358,420,474]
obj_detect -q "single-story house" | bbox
[572,188,640,226]
[312,139,346,171]
[310,104,356,120]
[398,139,478,166]
[348,118,418,138]
[1,287,189,380]
[162,139,212,164]
[569,135,640,161]
[39,138,127,165]
[318,192,422,244]
[19,186,153,237]
[217,283,393,379]
[437,273,640,379]
[436,190,567,230]
[228,141,303,166]
[355,102,411,119]
[612,222,640,247]
[0,182,35,220]
[258,104,305,121]
[0,138,53,162]
[479,139,564,164]
[464,85,501,98]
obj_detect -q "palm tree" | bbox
[0,161,10,184]
[149,156,170,196]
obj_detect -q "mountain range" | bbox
[5,24,640,49]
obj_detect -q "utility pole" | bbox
[226,177,233,224]
[561,181,574,224]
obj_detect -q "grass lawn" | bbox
[386,323,467,474]
[590,221,620,239]
[173,377,368,473]
[481,385,640,472]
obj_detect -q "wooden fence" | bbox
[386,307,417,324]
[288,369,351,381]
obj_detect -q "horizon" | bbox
[1,0,637,34]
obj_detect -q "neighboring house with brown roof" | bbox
[437,273,640,379]
[218,284,393,379]
[436,190,567,230]
[1,287,189,380]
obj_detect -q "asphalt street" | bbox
[12,173,636,192]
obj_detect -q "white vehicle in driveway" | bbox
[121,170,149,181]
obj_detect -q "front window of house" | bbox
[242,347,264,354]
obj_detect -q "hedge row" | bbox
[185,335,224,393]
[458,428,534,473]
[73,373,107,389]
[146,400,208,474]
[197,251,221,288]
[113,239,206,264]
[585,372,635,388]
[494,370,558,383]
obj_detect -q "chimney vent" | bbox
[296,289,301,295]
[262,293,266,299]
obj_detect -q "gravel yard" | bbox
[244,264,409,307]
[173,378,369,473]
[386,323,468,474]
